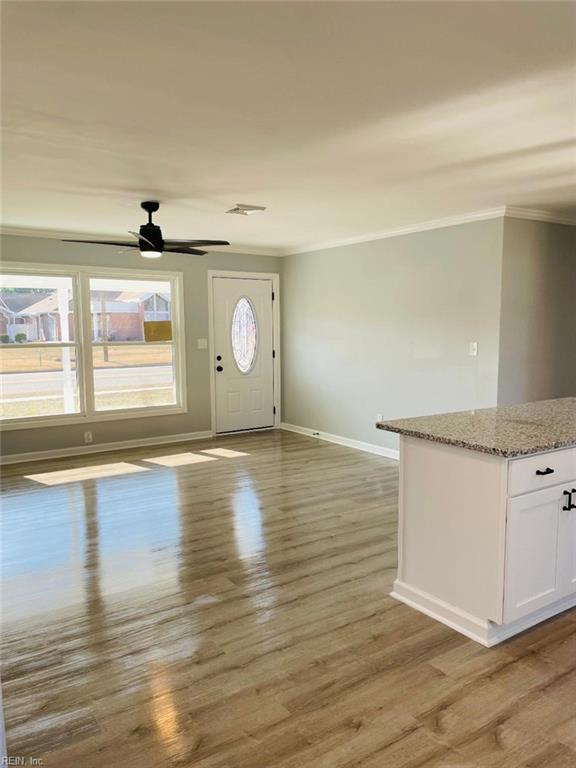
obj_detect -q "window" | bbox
[231,297,257,373]
[0,274,80,420]
[0,266,185,427]
[89,278,176,411]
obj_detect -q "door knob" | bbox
[216,365,223,372]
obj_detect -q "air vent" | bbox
[226,203,266,216]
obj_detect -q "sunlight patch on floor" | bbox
[25,448,251,485]
[26,462,149,486]
[143,453,218,467]
[201,448,249,458]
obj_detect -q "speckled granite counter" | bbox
[376,398,576,457]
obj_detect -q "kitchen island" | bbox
[377,398,576,646]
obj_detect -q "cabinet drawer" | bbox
[508,448,576,497]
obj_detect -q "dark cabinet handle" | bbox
[563,490,572,511]
[216,365,223,372]
[536,467,555,476]
[572,489,576,511]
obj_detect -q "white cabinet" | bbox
[504,485,572,622]
[393,438,576,646]
[561,486,576,595]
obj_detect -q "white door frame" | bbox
[208,270,281,435]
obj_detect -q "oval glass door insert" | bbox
[231,297,258,373]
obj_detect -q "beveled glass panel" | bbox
[231,297,257,373]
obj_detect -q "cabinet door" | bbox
[504,486,565,623]
[560,490,576,596]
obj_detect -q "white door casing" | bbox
[209,273,278,434]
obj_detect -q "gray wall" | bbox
[3,218,574,458]
[0,235,280,456]
[281,219,505,451]
[497,219,576,405]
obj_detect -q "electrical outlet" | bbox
[377,413,383,422]
[197,338,208,350]
[84,431,93,444]
[468,341,478,357]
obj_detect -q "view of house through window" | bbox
[0,274,80,420]
[89,277,176,411]
[0,270,181,423]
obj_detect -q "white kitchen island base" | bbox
[392,580,576,647]
[389,429,576,646]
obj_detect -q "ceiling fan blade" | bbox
[164,240,230,247]
[163,247,207,256]
[63,239,139,248]
[164,239,230,247]
[128,230,158,249]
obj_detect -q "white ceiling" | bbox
[2,1,575,255]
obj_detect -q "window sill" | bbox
[0,405,187,431]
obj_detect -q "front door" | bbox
[212,276,275,433]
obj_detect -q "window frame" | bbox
[0,262,187,430]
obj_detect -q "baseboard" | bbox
[280,422,399,460]
[391,580,494,646]
[0,430,213,466]
[392,580,576,647]
[3,422,399,466]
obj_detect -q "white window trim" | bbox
[0,261,187,430]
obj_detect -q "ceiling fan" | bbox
[63,201,230,258]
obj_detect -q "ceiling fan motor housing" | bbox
[139,223,164,252]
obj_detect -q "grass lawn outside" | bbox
[0,345,171,373]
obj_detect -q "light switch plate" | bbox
[197,338,208,349]
[468,341,478,357]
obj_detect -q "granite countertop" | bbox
[376,398,576,458]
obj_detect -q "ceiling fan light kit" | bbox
[63,201,231,259]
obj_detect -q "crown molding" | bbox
[285,206,575,256]
[503,207,576,227]
[0,225,284,258]
[2,205,574,260]
[285,208,507,255]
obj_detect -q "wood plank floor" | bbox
[1,430,575,768]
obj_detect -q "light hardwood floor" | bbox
[1,430,575,767]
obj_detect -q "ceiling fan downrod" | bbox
[140,200,160,225]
